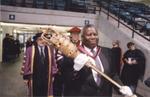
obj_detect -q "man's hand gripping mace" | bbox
[41,29,136,97]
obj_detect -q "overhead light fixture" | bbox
[0,22,50,28]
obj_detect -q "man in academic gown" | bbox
[21,32,58,97]
[59,24,134,97]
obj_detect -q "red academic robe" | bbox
[21,45,58,97]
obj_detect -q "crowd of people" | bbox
[111,40,146,93]
[19,24,146,97]
[2,33,21,62]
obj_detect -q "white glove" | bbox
[74,53,96,71]
[119,86,133,97]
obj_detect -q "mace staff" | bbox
[41,29,136,97]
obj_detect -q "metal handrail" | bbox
[96,0,150,41]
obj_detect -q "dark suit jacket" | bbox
[60,46,116,96]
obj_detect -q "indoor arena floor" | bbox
[0,53,142,97]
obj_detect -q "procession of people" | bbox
[19,24,146,97]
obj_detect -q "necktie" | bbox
[40,46,45,64]
[91,49,101,85]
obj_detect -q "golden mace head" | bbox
[41,28,80,58]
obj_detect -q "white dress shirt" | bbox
[38,46,45,57]
[84,46,104,85]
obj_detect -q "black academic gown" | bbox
[121,49,145,86]
[60,55,81,96]
[33,45,49,97]
[60,46,116,97]
[111,47,122,75]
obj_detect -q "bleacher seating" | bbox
[95,0,150,38]
[1,0,149,39]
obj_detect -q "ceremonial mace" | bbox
[41,28,136,97]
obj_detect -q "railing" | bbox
[95,0,150,41]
